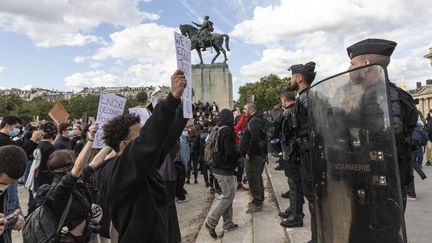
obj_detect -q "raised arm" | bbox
[109,70,187,197]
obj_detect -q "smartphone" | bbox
[4,214,18,229]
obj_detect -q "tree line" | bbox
[0,91,148,123]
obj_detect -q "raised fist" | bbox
[171,69,187,99]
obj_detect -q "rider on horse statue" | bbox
[192,16,214,51]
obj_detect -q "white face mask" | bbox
[182,131,188,136]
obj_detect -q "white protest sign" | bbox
[93,93,126,148]
[129,107,151,126]
[174,31,193,119]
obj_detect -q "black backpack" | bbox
[391,83,418,139]
[22,185,73,243]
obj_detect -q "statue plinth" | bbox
[192,63,233,110]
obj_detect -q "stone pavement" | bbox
[266,154,432,243]
[195,173,287,243]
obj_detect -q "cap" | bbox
[289,61,316,76]
[347,38,397,59]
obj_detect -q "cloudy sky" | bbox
[0,0,431,99]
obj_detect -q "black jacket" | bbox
[41,173,92,233]
[213,109,241,176]
[240,111,267,156]
[105,93,187,243]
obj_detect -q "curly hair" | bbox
[0,145,27,179]
[103,114,140,152]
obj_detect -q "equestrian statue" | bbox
[180,16,230,64]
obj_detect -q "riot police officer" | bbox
[278,88,305,228]
[289,61,317,243]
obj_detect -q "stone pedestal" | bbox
[192,63,233,110]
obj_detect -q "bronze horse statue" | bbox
[179,24,230,64]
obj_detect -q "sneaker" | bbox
[246,203,263,214]
[224,224,239,232]
[217,194,224,200]
[426,161,432,166]
[205,222,217,239]
[407,195,417,201]
[206,182,211,188]
[177,197,190,203]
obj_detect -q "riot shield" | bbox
[308,64,407,243]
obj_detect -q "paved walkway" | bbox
[266,155,432,243]
[195,173,287,243]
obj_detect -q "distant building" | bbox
[0,85,171,102]
[425,47,432,66]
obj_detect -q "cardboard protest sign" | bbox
[93,93,126,148]
[174,31,193,119]
[129,107,151,126]
[48,101,70,125]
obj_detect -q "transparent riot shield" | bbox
[308,64,407,243]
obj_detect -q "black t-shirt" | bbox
[0,133,13,147]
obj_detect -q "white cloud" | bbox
[92,23,176,62]
[89,62,103,69]
[65,70,123,88]
[65,23,178,89]
[235,0,432,89]
[73,56,87,63]
[0,0,159,47]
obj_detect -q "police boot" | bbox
[280,214,303,228]
[278,208,293,218]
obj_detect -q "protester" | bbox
[204,109,241,238]
[0,145,27,243]
[0,116,23,146]
[233,112,248,191]
[100,70,187,242]
[177,130,191,202]
[27,122,98,242]
[71,123,87,154]
[240,103,268,214]
[25,121,58,214]
[54,123,73,150]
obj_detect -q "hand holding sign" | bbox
[171,70,187,99]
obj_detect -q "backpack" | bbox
[391,83,418,139]
[22,185,73,243]
[204,126,228,167]
[412,125,428,147]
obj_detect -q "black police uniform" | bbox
[280,103,305,227]
[289,61,318,243]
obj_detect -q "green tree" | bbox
[135,91,148,104]
[0,94,23,116]
[238,74,291,110]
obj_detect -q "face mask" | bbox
[67,130,75,137]
[0,184,10,195]
[182,131,188,136]
[8,128,20,137]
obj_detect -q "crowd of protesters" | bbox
[0,69,269,243]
